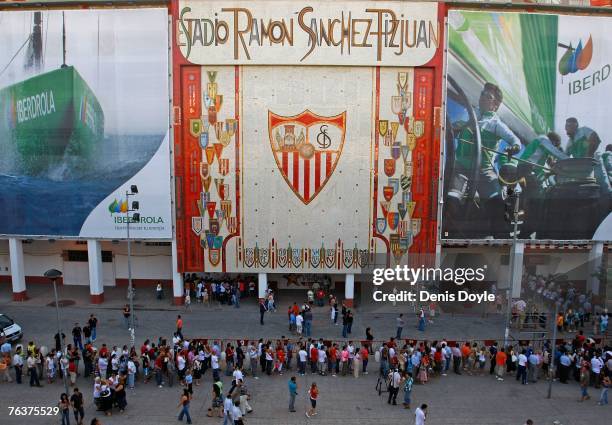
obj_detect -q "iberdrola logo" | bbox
[558,35,593,76]
[108,198,128,215]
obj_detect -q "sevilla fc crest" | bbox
[269,109,346,205]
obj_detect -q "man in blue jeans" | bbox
[288,376,298,412]
[303,308,313,337]
[177,389,192,424]
[88,314,98,342]
[72,323,83,351]
[516,349,528,385]
[396,314,405,339]
[222,393,233,425]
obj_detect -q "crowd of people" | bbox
[519,270,609,335]
[0,290,610,424]
[182,274,257,308]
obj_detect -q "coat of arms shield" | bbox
[268,110,346,205]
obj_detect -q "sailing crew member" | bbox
[519,132,567,183]
[453,82,522,235]
[595,144,612,196]
[564,117,601,158]
[602,144,612,184]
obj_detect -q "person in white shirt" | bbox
[415,404,428,425]
[196,282,204,303]
[231,367,244,393]
[211,354,220,381]
[223,394,233,423]
[27,353,41,386]
[591,355,603,387]
[12,347,24,384]
[231,400,243,423]
[248,345,258,378]
[517,350,528,385]
[295,314,304,335]
[317,348,327,375]
[177,354,186,382]
[127,359,137,389]
[387,369,401,405]
[93,377,102,400]
[298,347,308,376]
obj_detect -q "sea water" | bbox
[0,134,163,236]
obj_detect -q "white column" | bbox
[510,242,525,299]
[172,238,184,304]
[435,243,442,269]
[9,238,27,301]
[345,273,355,307]
[87,240,104,303]
[258,273,268,299]
[587,242,604,295]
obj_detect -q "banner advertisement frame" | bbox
[0,7,173,239]
[441,9,612,243]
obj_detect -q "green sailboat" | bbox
[0,12,104,175]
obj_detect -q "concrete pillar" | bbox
[435,243,442,269]
[9,238,27,301]
[87,240,104,304]
[172,239,184,305]
[258,273,268,299]
[587,242,604,295]
[345,273,355,307]
[510,242,525,299]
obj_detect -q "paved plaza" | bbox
[0,284,608,424]
[1,362,606,425]
[0,284,509,342]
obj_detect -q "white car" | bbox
[0,314,23,343]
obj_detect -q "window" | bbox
[102,251,113,263]
[66,251,88,262]
[145,242,171,246]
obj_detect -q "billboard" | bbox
[173,1,442,273]
[0,8,172,238]
[442,10,612,241]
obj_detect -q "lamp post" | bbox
[504,189,522,348]
[44,268,69,395]
[547,300,559,399]
[125,185,140,348]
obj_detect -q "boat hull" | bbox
[0,66,104,175]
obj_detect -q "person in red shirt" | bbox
[99,344,108,359]
[176,315,184,340]
[434,349,443,374]
[154,355,164,387]
[276,349,285,374]
[360,345,369,374]
[306,382,319,418]
[461,343,471,371]
[310,346,318,374]
[495,347,507,380]
[329,344,338,376]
